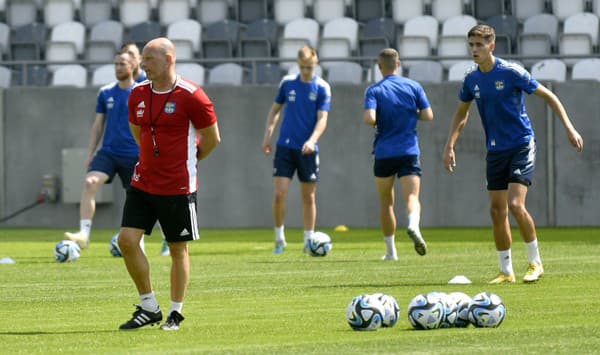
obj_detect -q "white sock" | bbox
[384,235,397,257]
[275,225,285,242]
[140,291,159,312]
[139,235,145,254]
[80,219,92,239]
[303,230,314,246]
[525,239,542,265]
[169,301,183,316]
[497,249,513,275]
[407,212,420,231]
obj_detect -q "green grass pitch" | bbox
[0,227,599,354]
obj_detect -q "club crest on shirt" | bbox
[309,91,317,101]
[495,81,504,90]
[164,102,176,114]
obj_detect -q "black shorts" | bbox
[88,149,138,188]
[121,187,199,242]
[273,146,319,183]
[374,155,422,178]
[486,140,536,190]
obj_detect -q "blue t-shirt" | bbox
[364,74,430,159]
[459,58,539,151]
[274,74,331,151]
[96,82,139,157]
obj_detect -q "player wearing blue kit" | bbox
[443,25,584,284]
[363,48,433,261]
[120,42,147,83]
[65,52,140,249]
[262,45,331,254]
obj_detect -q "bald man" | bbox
[118,38,221,331]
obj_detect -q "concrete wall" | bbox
[0,82,597,229]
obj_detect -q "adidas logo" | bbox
[179,228,190,237]
[137,101,146,108]
[513,169,521,175]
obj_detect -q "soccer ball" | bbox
[448,292,471,328]
[346,294,385,331]
[468,292,506,328]
[109,233,122,257]
[431,292,458,328]
[54,240,81,263]
[307,231,332,257]
[407,293,445,330]
[372,293,400,327]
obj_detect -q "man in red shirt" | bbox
[118,37,221,331]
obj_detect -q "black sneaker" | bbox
[160,311,185,331]
[119,305,163,330]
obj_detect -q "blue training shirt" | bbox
[96,82,139,157]
[274,74,331,151]
[364,74,431,159]
[459,58,539,152]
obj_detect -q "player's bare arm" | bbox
[533,85,584,152]
[262,103,282,154]
[196,122,221,160]
[302,110,328,155]
[363,108,376,127]
[443,101,471,172]
[418,107,434,121]
[86,113,106,166]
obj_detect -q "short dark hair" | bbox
[467,24,496,43]
[378,48,399,72]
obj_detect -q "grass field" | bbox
[0,227,599,354]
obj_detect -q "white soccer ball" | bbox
[346,294,385,331]
[109,233,122,257]
[448,292,471,328]
[407,293,445,330]
[372,293,400,327]
[307,231,332,257]
[430,292,458,328]
[54,240,81,263]
[468,292,506,328]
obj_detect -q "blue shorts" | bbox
[88,149,138,188]
[486,140,536,190]
[273,146,319,183]
[122,187,199,242]
[374,155,422,178]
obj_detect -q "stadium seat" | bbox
[278,38,309,69]
[396,15,438,68]
[86,20,123,67]
[518,14,558,65]
[46,21,85,71]
[208,62,244,85]
[281,17,319,48]
[571,58,600,81]
[485,15,518,55]
[407,60,443,83]
[313,0,347,25]
[431,0,464,22]
[176,62,205,85]
[438,15,477,69]
[202,19,243,60]
[594,0,600,18]
[530,59,566,82]
[119,0,152,28]
[512,0,546,22]
[44,0,76,28]
[326,61,363,84]
[273,0,306,25]
[158,0,192,26]
[354,0,386,22]
[237,0,269,24]
[167,19,202,60]
[0,65,11,88]
[550,0,585,21]
[361,17,395,46]
[447,60,475,82]
[91,64,115,86]
[254,62,282,84]
[196,0,229,26]
[6,0,37,28]
[0,22,9,59]
[10,22,46,61]
[125,21,162,50]
[319,17,358,69]
[51,64,88,87]
[391,0,425,25]
[239,18,278,58]
[473,0,504,19]
[81,0,114,27]
[559,12,599,66]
